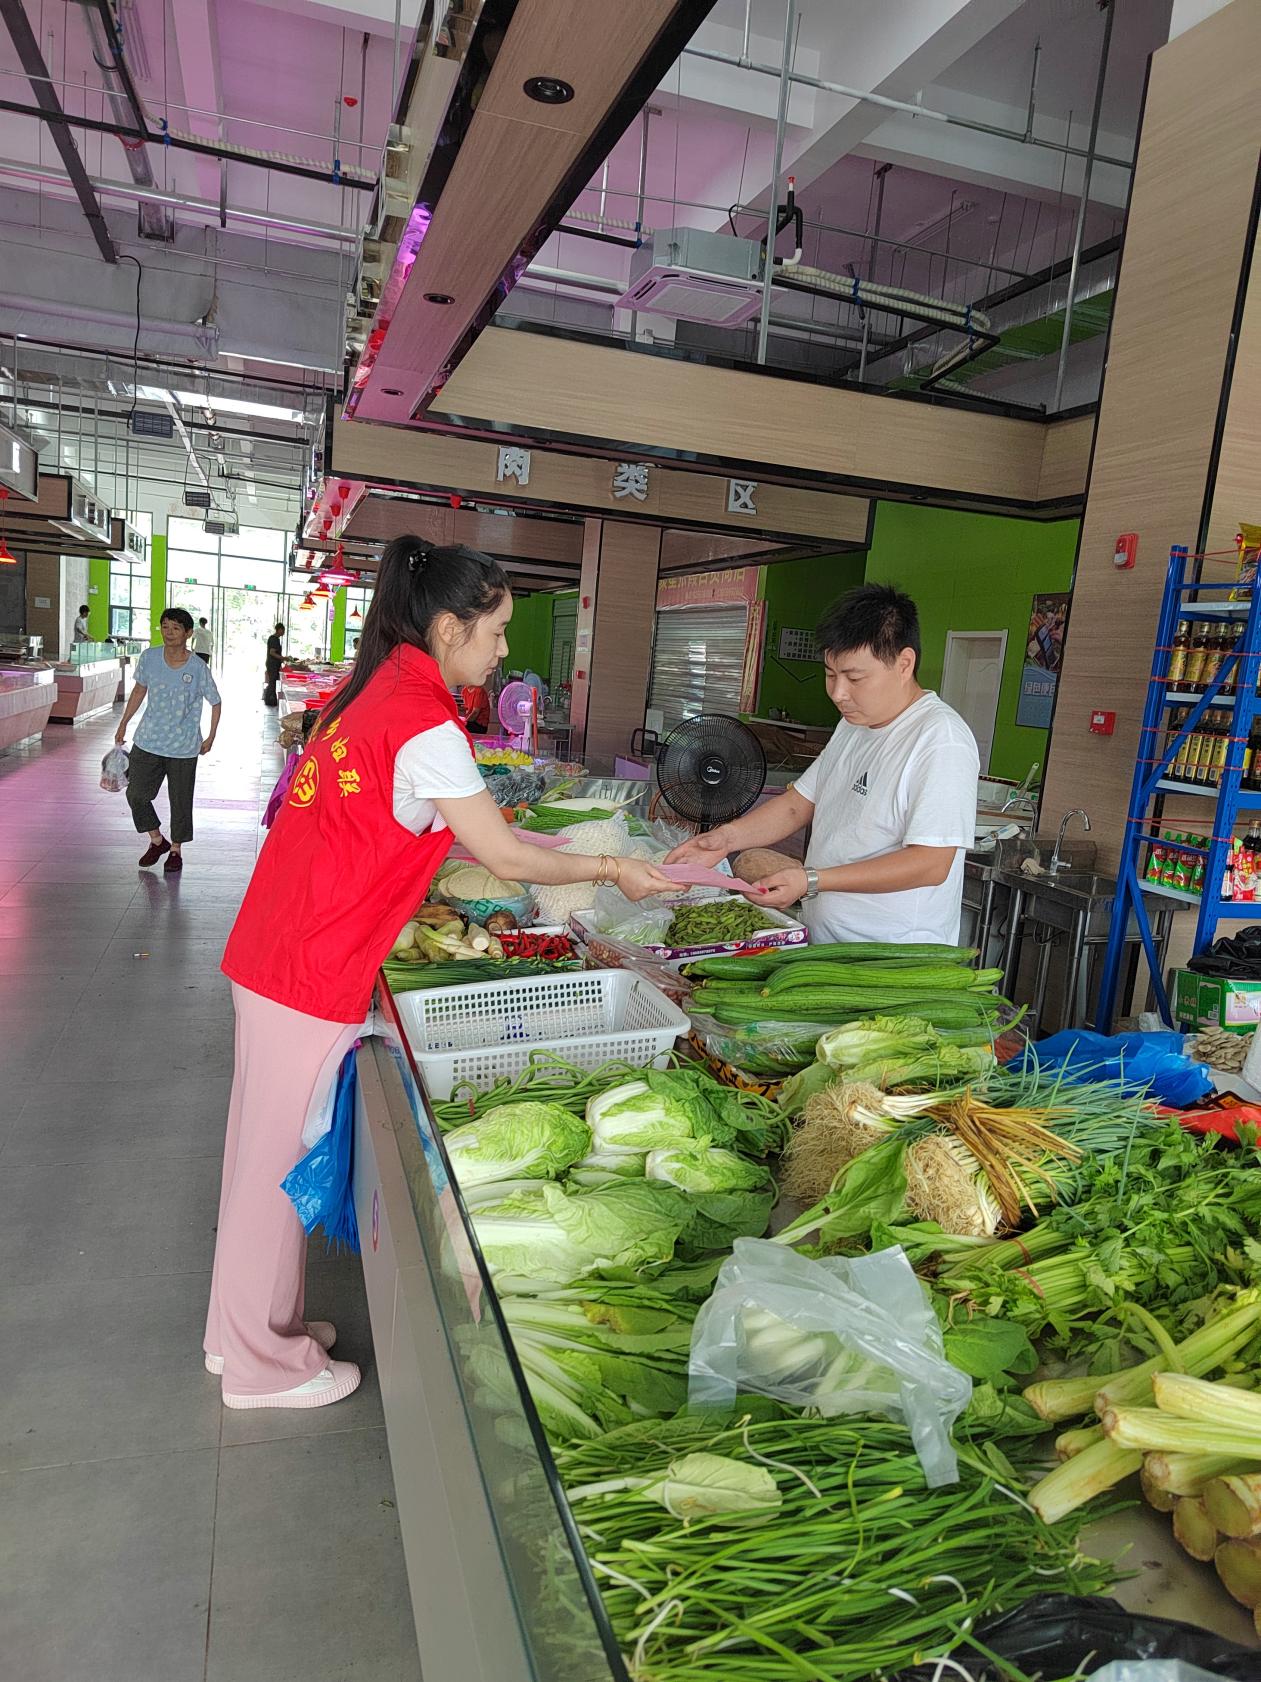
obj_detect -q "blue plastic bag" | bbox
[1020,1029,1212,1108]
[281,1049,360,1253]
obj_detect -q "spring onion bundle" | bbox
[552,1414,1116,1681]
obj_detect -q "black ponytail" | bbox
[318,537,509,725]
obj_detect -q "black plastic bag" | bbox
[892,1595,1259,1681]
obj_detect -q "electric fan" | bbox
[652,714,767,829]
[497,679,538,754]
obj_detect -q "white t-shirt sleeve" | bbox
[393,721,485,833]
[901,734,979,849]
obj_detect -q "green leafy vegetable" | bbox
[442,1101,591,1188]
[470,1180,690,1290]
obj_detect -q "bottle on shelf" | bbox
[1190,715,1217,784]
[1172,711,1197,782]
[1218,624,1237,696]
[1184,621,1209,691]
[1210,710,1231,788]
[1168,621,1190,688]
[1201,628,1224,693]
[1234,830,1258,903]
[1245,723,1261,791]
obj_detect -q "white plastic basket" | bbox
[394,967,689,1097]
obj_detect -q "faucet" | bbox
[1049,809,1091,874]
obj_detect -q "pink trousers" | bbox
[204,983,358,1396]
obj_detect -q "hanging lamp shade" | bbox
[350,606,361,621]
[311,581,331,599]
[298,593,316,611]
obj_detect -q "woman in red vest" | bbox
[210,539,672,1410]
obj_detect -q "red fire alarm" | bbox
[1090,709,1116,735]
[581,595,591,609]
[575,668,587,680]
[1114,533,1138,569]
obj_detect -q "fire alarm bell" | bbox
[1114,533,1138,569]
[1090,710,1116,735]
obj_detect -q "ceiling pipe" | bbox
[0,0,116,262]
[0,97,376,191]
[682,44,1133,173]
[0,157,361,244]
[0,290,215,346]
[79,0,170,241]
[1052,0,1115,413]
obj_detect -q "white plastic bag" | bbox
[688,1238,972,1486]
[1087,1666,1234,1682]
[99,745,129,793]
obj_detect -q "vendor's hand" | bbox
[199,734,216,757]
[742,867,807,910]
[664,825,734,868]
[614,858,676,902]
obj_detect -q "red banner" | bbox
[656,566,760,610]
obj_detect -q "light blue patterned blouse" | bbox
[133,647,221,759]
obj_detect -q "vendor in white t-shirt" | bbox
[667,583,979,945]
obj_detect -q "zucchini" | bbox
[762,942,979,967]
[764,963,991,996]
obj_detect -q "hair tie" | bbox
[408,546,431,575]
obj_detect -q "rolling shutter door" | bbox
[648,605,749,731]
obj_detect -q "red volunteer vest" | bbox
[223,645,467,1022]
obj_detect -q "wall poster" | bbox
[1016,591,1069,729]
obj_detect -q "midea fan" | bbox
[653,714,767,829]
[497,680,538,754]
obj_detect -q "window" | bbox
[109,559,150,641]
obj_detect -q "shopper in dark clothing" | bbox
[263,622,284,707]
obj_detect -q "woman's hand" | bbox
[199,733,216,757]
[664,825,734,867]
[114,724,126,746]
[613,858,676,901]
[741,867,806,910]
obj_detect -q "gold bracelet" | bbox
[611,857,623,886]
[594,854,610,887]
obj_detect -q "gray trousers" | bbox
[127,745,199,843]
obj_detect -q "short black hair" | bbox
[78,604,89,615]
[274,622,285,633]
[816,582,920,670]
[161,607,194,633]
[198,617,207,626]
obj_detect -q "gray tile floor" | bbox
[0,682,421,1682]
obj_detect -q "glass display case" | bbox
[355,983,628,1682]
[65,640,120,666]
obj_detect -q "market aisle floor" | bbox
[0,678,421,1682]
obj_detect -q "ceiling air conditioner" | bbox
[204,511,239,536]
[616,228,763,326]
[54,481,113,544]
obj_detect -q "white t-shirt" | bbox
[392,720,484,832]
[793,692,979,945]
[191,626,214,654]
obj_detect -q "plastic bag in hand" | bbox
[688,1238,971,1486]
[99,745,129,793]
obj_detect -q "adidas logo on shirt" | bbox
[851,770,869,797]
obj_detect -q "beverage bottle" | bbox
[1168,621,1190,687]
[1211,710,1231,787]
[1246,724,1261,790]
[1173,711,1196,781]
[1190,717,1215,783]
[1218,624,1237,696]
[1184,622,1208,690]
[1201,628,1224,693]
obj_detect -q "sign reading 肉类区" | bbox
[656,568,761,610]
[1016,590,1069,729]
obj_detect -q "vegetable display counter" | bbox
[354,982,629,1682]
[50,656,122,723]
[356,977,1261,1679]
[0,666,55,750]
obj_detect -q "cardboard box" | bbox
[1173,968,1261,1033]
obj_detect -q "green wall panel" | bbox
[864,502,1078,782]
[149,535,167,645]
[507,592,554,678]
[757,554,865,727]
[87,557,110,639]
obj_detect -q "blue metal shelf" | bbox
[1098,545,1261,1029]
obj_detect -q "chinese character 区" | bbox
[337,768,362,798]
[329,736,350,763]
[496,445,531,487]
[727,479,758,515]
[612,462,649,502]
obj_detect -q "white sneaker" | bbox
[204,1320,336,1376]
[222,1359,361,1411]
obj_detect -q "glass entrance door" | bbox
[220,588,282,678]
